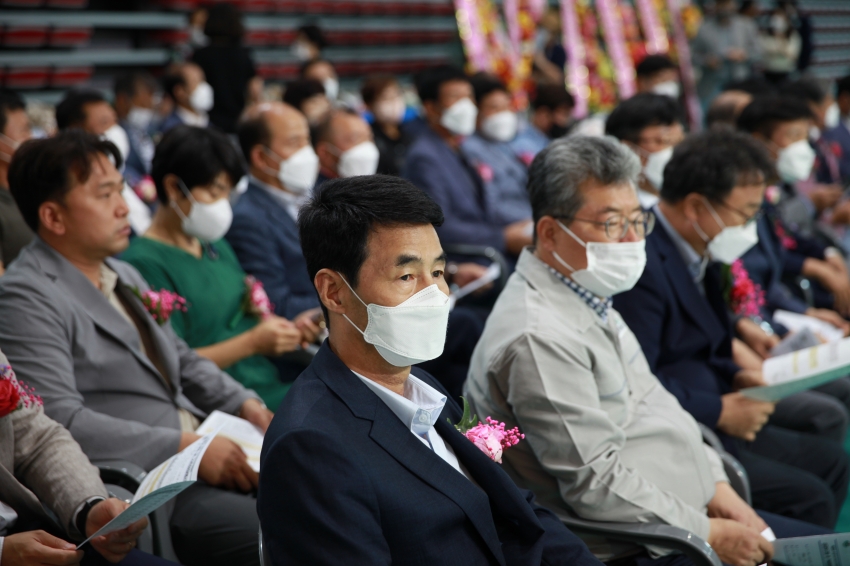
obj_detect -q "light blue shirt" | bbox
[654,204,709,295]
[353,371,469,479]
[249,175,309,222]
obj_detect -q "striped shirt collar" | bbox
[547,267,612,322]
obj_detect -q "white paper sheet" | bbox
[78,433,216,547]
[773,310,845,343]
[448,263,501,310]
[773,532,850,566]
[742,338,850,402]
[196,410,264,472]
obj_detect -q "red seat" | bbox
[3,26,49,48]
[50,65,94,87]
[245,29,275,46]
[48,26,92,47]
[149,29,190,45]
[4,66,50,89]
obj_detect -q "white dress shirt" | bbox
[250,175,310,222]
[353,371,469,480]
[175,106,209,128]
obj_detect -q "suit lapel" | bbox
[248,183,301,242]
[653,227,726,346]
[313,345,507,566]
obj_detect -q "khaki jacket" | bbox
[465,249,727,555]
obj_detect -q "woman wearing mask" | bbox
[123,126,303,411]
[360,74,417,176]
[760,8,801,85]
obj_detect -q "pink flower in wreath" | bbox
[463,417,525,464]
[0,365,42,418]
[132,288,187,325]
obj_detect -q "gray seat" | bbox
[95,460,181,562]
[259,526,271,566]
[699,424,752,505]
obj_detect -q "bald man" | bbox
[227,102,325,382]
[706,90,753,129]
[314,108,380,187]
[160,62,214,132]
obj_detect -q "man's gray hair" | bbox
[527,135,641,224]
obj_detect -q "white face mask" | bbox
[693,198,759,263]
[190,81,214,113]
[642,146,673,190]
[291,42,313,62]
[440,98,478,137]
[480,110,518,142]
[652,81,681,99]
[322,78,339,101]
[776,139,816,183]
[340,277,450,367]
[172,179,233,242]
[126,106,155,132]
[265,145,319,194]
[552,220,647,297]
[374,97,406,124]
[825,103,841,130]
[101,124,130,167]
[336,141,380,178]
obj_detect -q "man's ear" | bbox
[682,193,704,223]
[536,216,559,253]
[162,173,184,203]
[314,268,347,316]
[38,201,67,237]
[250,145,270,172]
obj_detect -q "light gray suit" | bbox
[0,238,257,471]
[0,398,107,539]
[0,238,262,566]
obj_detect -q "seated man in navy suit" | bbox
[825,74,850,182]
[259,175,601,566]
[613,130,850,529]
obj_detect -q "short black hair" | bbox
[661,130,776,204]
[413,64,470,104]
[151,125,245,205]
[298,24,327,50]
[283,79,325,111]
[298,175,444,301]
[531,83,575,111]
[162,68,186,101]
[635,54,677,79]
[8,129,122,232]
[705,101,739,130]
[114,71,157,100]
[204,3,244,44]
[736,95,814,138]
[237,111,272,163]
[0,90,25,136]
[837,75,850,98]
[782,78,826,104]
[722,77,774,96]
[605,93,682,143]
[470,74,509,106]
[55,89,107,131]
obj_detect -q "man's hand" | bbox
[803,259,850,317]
[717,393,775,441]
[732,369,767,390]
[197,435,258,493]
[707,482,768,533]
[250,316,302,357]
[725,48,747,62]
[806,308,850,336]
[86,498,148,563]
[810,184,843,213]
[1,530,82,565]
[735,318,780,359]
[449,263,490,289]
[503,220,534,256]
[732,339,765,371]
[708,518,773,566]
[293,308,324,347]
[240,398,273,432]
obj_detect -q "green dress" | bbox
[122,237,290,410]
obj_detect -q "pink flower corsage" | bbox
[0,364,42,418]
[723,260,766,318]
[451,397,524,464]
[230,276,275,329]
[131,288,187,326]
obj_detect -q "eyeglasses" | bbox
[713,200,763,227]
[559,210,656,241]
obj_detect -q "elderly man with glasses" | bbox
[465,135,828,566]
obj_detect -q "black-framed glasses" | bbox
[712,200,763,227]
[559,210,656,240]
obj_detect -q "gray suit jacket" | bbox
[0,238,259,471]
[0,376,108,539]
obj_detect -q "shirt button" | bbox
[418,412,429,423]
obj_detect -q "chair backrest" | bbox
[259,525,271,566]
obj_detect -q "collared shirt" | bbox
[547,266,612,322]
[175,106,209,128]
[653,204,709,294]
[99,265,200,433]
[250,175,309,222]
[353,371,469,480]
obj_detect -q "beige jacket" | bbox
[0,358,107,538]
[465,249,727,554]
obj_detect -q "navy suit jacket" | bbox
[225,180,318,321]
[824,122,850,183]
[612,224,740,440]
[404,128,507,253]
[259,343,600,566]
